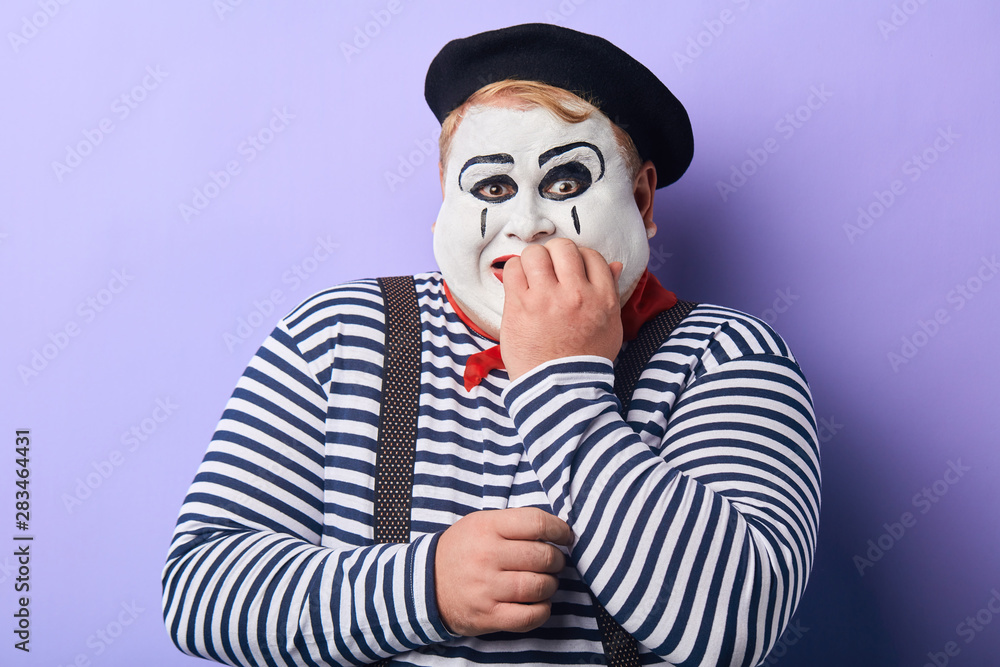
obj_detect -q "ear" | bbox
[633,160,658,239]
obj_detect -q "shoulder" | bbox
[278,272,443,339]
[654,302,806,383]
[627,302,815,445]
[680,303,794,358]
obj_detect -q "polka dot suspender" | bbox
[373,276,422,547]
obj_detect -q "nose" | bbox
[503,196,556,243]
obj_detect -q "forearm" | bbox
[163,521,450,666]
[503,354,820,665]
[162,321,453,665]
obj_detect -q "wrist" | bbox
[503,355,614,403]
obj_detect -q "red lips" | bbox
[490,254,517,283]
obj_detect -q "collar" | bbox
[443,270,678,390]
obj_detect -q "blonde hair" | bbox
[438,79,643,181]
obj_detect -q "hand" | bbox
[434,507,573,636]
[500,238,624,382]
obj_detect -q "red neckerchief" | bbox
[443,271,678,391]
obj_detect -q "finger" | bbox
[493,507,574,545]
[608,261,624,298]
[494,571,560,604]
[576,246,612,282]
[497,539,566,574]
[518,244,557,289]
[543,237,587,284]
[502,255,528,297]
[491,600,552,634]
[609,261,624,285]
[579,247,618,296]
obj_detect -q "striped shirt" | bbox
[162,272,820,666]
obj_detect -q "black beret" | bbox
[425,23,693,188]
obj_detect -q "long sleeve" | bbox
[501,307,821,666]
[161,322,453,666]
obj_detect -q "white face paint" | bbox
[433,106,650,337]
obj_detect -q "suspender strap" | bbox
[372,276,422,667]
[614,300,698,415]
[591,298,698,666]
[374,276,697,666]
[373,276,422,545]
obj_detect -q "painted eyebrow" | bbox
[538,142,605,180]
[458,153,514,190]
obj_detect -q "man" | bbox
[163,23,820,666]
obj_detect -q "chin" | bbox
[468,301,503,339]
[618,255,648,300]
[446,279,504,339]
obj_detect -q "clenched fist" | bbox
[500,238,624,382]
[435,507,573,636]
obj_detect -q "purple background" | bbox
[2,1,998,665]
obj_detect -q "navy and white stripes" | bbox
[162,273,820,666]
